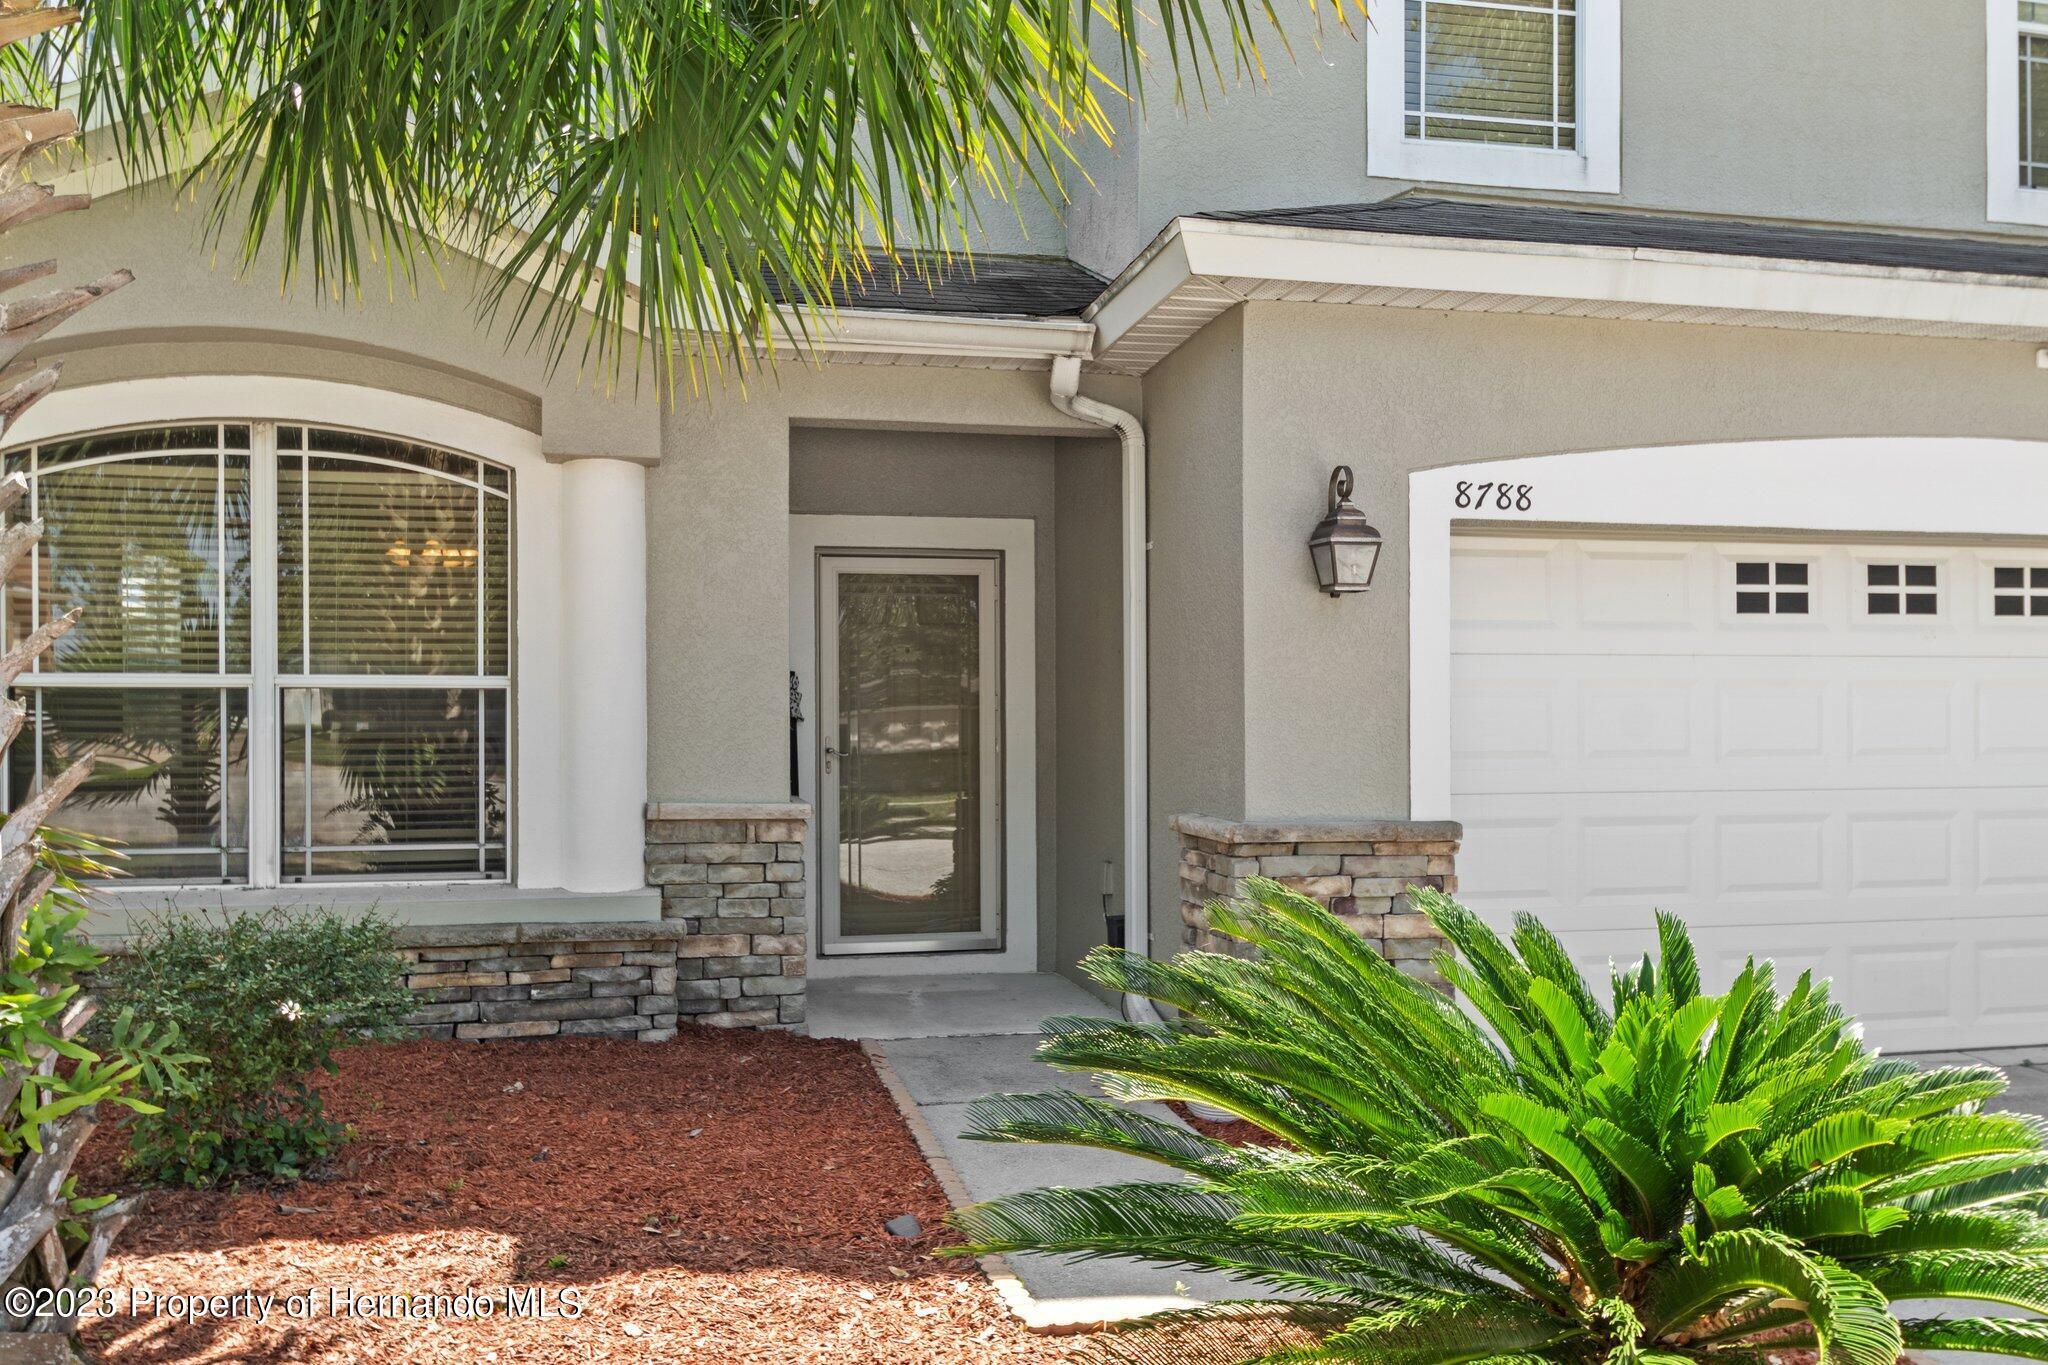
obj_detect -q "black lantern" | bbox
[1307,465,1382,596]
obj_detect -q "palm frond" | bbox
[41,0,1359,385]
[960,1091,1242,1177]
[1896,1316,2048,1360]
[1860,1247,2048,1313]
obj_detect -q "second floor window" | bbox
[2022,3,2048,188]
[1404,0,1577,151]
[1990,0,2048,224]
[1368,0,1617,193]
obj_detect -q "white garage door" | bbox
[1450,532,2048,1051]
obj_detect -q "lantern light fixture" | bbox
[1307,464,1383,597]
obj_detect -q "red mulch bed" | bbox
[1167,1102,1288,1150]
[74,1028,1094,1364]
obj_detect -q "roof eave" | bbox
[775,306,1096,366]
[1088,216,2048,375]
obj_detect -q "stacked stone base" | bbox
[644,802,810,1029]
[398,921,692,1041]
[1172,815,1461,988]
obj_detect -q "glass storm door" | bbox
[817,554,1003,955]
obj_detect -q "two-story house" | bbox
[17,2,2048,1051]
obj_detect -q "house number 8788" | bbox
[1454,481,1533,512]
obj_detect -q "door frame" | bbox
[791,515,1038,976]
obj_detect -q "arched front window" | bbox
[3,423,513,884]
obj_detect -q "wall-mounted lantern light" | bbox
[1308,464,1383,596]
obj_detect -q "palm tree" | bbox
[19,0,1355,381]
[953,880,2048,1364]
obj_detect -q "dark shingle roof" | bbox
[1198,197,2048,281]
[771,253,1107,319]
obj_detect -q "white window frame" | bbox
[2,377,593,894]
[1368,0,1621,194]
[6,421,515,888]
[1988,0,2048,225]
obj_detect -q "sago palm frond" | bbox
[954,877,2048,1363]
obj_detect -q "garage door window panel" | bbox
[1733,560,1811,616]
[1866,563,1939,618]
[1991,565,2048,617]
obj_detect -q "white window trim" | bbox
[3,376,607,896]
[1989,0,2048,225]
[1367,0,1620,194]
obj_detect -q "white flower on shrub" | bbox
[276,999,305,1022]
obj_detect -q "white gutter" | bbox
[1046,354,1159,1027]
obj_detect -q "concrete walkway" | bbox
[821,972,1261,1329]
[809,972,1110,1041]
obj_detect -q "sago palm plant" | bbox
[954,879,2048,1364]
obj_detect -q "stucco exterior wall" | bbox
[1139,308,1250,957]
[8,182,662,460]
[1229,300,2048,821]
[647,363,1137,810]
[1052,434,1126,996]
[1069,1,2041,277]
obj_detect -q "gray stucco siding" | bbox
[1139,308,1252,962]
[1228,299,2048,826]
[1052,435,1127,995]
[9,182,662,460]
[646,365,1136,812]
[1068,0,2046,277]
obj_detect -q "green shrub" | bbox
[97,909,415,1186]
[0,833,199,1246]
[954,879,2048,1365]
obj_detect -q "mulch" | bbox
[73,1027,1096,1364]
[1167,1102,1288,1150]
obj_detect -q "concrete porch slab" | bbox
[809,971,1110,1040]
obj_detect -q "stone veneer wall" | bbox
[643,802,809,1029]
[399,922,688,1041]
[1172,815,1461,988]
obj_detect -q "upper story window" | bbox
[3,423,512,886]
[1368,0,1619,194]
[1989,0,2048,224]
[1405,0,1577,151]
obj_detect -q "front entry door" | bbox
[817,554,1004,955]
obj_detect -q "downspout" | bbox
[1048,354,1162,1027]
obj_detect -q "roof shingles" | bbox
[1197,196,2048,281]
[770,253,1106,319]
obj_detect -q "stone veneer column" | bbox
[1171,815,1461,988]
[644,802,809,1028]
